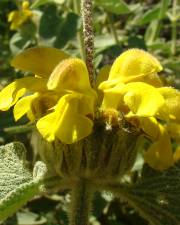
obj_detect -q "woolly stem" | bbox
[69,178,93,225]
[81,0,95,87]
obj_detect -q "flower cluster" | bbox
[99,49,180,170]
[0,47,180,171]
[8,1,33,30]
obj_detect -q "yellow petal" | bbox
[0,77,47,111]
[102,82,165,117]
[0,82,26,111]
[139,117,159,140]
[22,1,30,10]
[144,124,174,170]
[174,147,180,162]
[13,93,38,121]
[137,73,162,87]
[30,92,59,119]
[96,65,111,87]
[47,58,93,93]
[96,65,111,105]
[166,122,180,142]
[8,9,32,30]
[158,87,180,122]
[123,82,165,117]
[11,47,69,77]
[109,48,162,84]
[8,11,16,22]
[36,94,93,143]
[100,83,125,110]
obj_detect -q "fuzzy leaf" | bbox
[105,163,180,225]
[0,143,46,221]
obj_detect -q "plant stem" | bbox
[151,0,169,42]
[107,13,119,45]
[73,0,86,61]
[171,0,177,55]
[81,0,95,87]
[69,178,93,225]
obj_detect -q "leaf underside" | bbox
[107,163,180,225]
[0,142,45,221]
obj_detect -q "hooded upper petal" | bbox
[109,48,162,82]
[47,58,95,94]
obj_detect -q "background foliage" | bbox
[0,0,180,224]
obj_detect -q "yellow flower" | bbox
[8,1,33,30]
[174,146,180,163]
[99,48,163,91]
[166,122,180,143]
[0,47,96,144]
[1,47,179,170]
[158,87,180,122]
[98,48,180,170]
[141,117,174,170]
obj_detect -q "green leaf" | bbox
[54,12,79,48]
[137,0,170,25]
[10,33,31,55]
[106,163,180,225]
[39,4,60,39]
[31,0,65,9]
[128,36,146,49]
[31,0,51,8]
[144,20,159,45]
[95,0,130,15]
[0,143,46,221]
[137,7,160,25]
[158,0,170,19]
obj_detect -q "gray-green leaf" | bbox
[105,163,180,225]
[0,142,46,221]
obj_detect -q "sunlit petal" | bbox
[96,65,111,105]
[101,82,165,117]
[100,82,125,110]
[47,58,93,94]
[0,77,47,111]
[144,124,174,170]
[174,147,180,162]
[13,93,38,121]
[109,48,162,83]
[123,82,165,117]
[166,122,180,142]
[11,47,69,77]
[96,65,111,87]
[158,87,180,122]
[37,94,93,144]
[139,117,159,140]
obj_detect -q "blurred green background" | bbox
[0,0,180,224]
